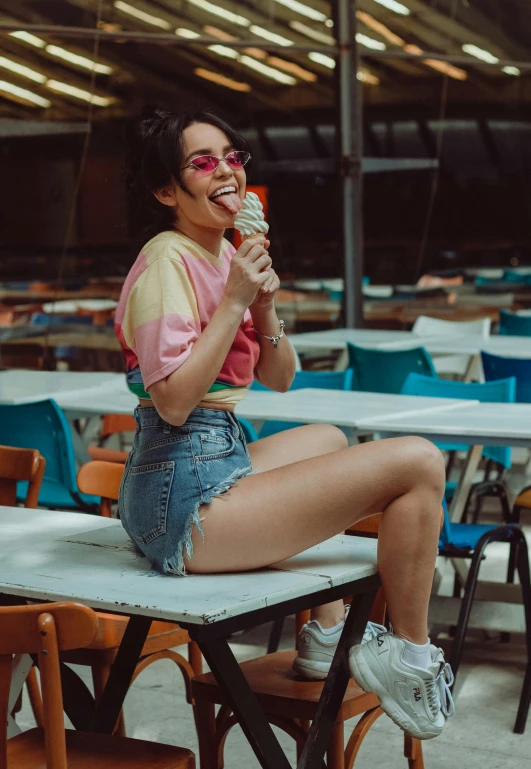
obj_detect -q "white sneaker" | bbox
[291,609,386,680]
[349,631,455,740]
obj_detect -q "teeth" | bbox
[211,185,236,199]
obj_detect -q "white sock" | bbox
[400,638,432,669]
[314,618,345,635]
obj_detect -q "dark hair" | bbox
[124,105,249,243]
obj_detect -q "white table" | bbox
[0,506,379,769]
[290,328,531,360]
[356,402,531,524]
[0,369,125,405]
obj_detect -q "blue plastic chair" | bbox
[30,312,93,326]
[498,309,531,337]
[482,350,531,402]
[401,373,515,470]
[251,369,353,439]
[438,496,531,731]
[402,373,515,522]
[347,343,436,394]
[0,399,99,510]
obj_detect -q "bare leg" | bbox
[247,424,349,628]
[186,432,445,645]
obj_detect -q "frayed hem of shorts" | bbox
[162,464,255,577]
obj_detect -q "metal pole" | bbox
[337,0,363,328]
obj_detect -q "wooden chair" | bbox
[59,460,202,735]
[191,515,425,769]
[1,602,195,768]
[0,444,46,509]
[0,444,47,722]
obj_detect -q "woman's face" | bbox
[157,122,247,231]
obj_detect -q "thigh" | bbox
[247,423,348,472]
[186,435,444,574]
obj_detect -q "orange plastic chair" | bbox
[1,602,195,768]
[192,515,425,769]
[63,460,202,735]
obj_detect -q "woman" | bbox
[116,105,454,741]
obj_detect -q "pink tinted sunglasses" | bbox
[181,150,251,173]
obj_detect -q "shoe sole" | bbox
[291,657,330,680]
[349,645,443,741]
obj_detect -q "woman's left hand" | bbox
[250,267,280,310]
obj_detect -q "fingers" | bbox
[252,254,272,272]
[260,270,279,294]
[236,236,266,257]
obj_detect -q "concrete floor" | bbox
[13,453,531,767]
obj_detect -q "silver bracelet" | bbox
[253,319,285,348]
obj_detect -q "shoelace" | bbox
[363,622,387,642]
[428,657,455,719]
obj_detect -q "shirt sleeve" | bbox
[121,255,201,391]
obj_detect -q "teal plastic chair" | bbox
[402,373,515,521]
[251,369,353,439]
[499,309,531,337]
[347,343,436,394]
[0,399,99,510]
[503,270,531,284]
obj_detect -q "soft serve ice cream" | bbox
[234,191,269,241]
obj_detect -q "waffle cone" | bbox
[241,232,267,244]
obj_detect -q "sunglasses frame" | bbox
[181,150,251,173]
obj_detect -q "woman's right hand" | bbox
[224,238,272,312]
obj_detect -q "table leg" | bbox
[197,635,292,769]
[7,654,33,737]
[194,585,378,769]
[297,587,378,769]
[448,444,483,523]
[94,615,152,734]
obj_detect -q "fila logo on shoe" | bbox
[376,634,389,654]
[413,687,422,702]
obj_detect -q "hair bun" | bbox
[139,104,172,124]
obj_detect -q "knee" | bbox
[403,436,446,495]
[317,424,349,453]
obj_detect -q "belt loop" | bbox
[133,407,141,430]
[163,420,171,435]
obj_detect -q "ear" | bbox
[153,185,178,208]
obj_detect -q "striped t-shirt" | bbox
[115,230,260,405]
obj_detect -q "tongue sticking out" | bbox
[213,192,242,214]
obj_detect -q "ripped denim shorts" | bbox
[118,405,253,576]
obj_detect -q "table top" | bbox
[0,370,125,404]
[289,329,422,352]
[357,402,531,448]
[289,328,531,358]
[53,378,477,429]
[41,299,117,313]
[0,508,378,625]
[236,389,475,428]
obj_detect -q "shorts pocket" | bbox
[121,461,174,545]
[193,430,235,461]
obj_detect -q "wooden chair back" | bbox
[77,460,125,518]
[0,445,46,508]
[101,414,136,440]
[0,602,97,769]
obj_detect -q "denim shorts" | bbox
[118,406,253,575]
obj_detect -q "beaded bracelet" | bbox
[253,319,285,348]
